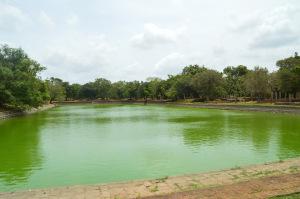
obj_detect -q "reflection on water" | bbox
[0,114,46,187]
[0,104,300,192]
[278,119,300,158]
[180,113,274,150]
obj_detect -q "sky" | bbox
[0,0,299,83]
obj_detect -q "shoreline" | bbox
[57,100,300,115]
[1,157,299,198]
[168,103,300,114]
[0,104,56,120]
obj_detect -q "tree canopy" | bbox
[1,45,299,110]
[0,45,49,110]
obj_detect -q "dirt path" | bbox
[145,173,300,199]
[1,158,300,199]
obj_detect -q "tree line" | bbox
[1,45,300,110]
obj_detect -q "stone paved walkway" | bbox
[1,158,300,199]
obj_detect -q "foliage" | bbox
[269,72,280,93]
[147,77,166,100]
[192,69,225,100]
[46,78,66,102]
[223,65,248,98]
[182,65,207,76]
[79,82,97,99]
[0,45,49,110]
[244,67,270,100]
[124,81,140,99]
[109,81,126,99]
[94,78,111,99]
[276,53,300,97]
[69,84,81,100]
[1,44,300,107]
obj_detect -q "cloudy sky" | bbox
[1,0,299,83]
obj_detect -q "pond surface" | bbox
[0,104,300,191]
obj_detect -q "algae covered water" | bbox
[0,104,300,191]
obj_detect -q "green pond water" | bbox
[0,104,300,192]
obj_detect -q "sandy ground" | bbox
[145,173,300,199]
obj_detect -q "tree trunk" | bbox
[285,93,287,101]
[271,92,274,101]
[279,92,281,100]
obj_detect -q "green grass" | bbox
[155,176,168,183]
[188,183,200,190]
[270,192,300,199]
[149,185,159,192]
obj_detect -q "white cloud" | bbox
[39,11,55,28]
[250,5,299,48]
[41,34,116,83]
[154,53,187,77]
[121,62,150,80]
[66,14,79,26]
[0,3,29,31]
[213,46,226,57]
[130,23,187,49]
[153,52,223,77]
[229,12,261,33]
[230,5,300,49]
[2,1,300,82]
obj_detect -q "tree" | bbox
[244,67,270,101]
[182,65,207,76]
[166,75,193,100]
[109,81,126,99]
[223,65,248,98]
[46,78,66,102]
[62,81,71,101]
[94,78,111,99]
[192,69,225,100]
[269,72,280,100]
[124,81,140,99]
[276,53,300,100]
[276,52,300,70]
[137,81,150,99]
[69,84,81,100]
[277,69,298,100]
[79,82,97,99]
[147,77,166,100]
[0,45,49,110]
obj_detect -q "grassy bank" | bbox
[271,192,300,199]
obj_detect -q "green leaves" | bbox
[1,44,299,107]
[192,69,224,100]
[275,53,300,96]
[244,67,270,100]
[0,45,48,110]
